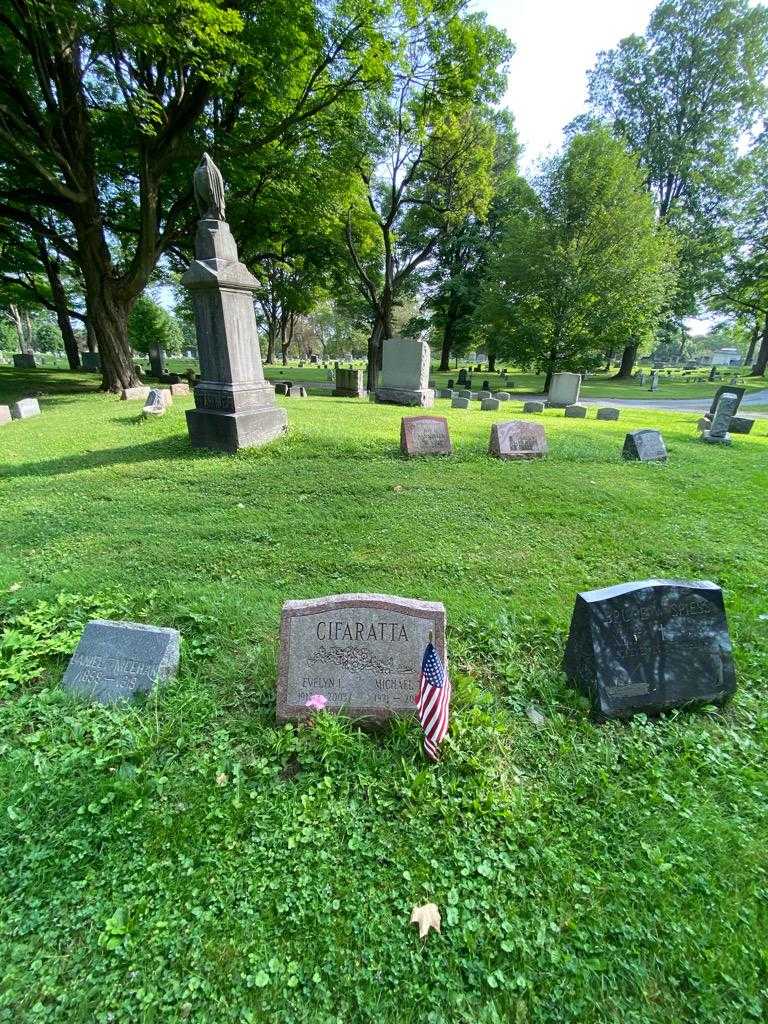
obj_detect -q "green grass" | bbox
[1,368,767,1023]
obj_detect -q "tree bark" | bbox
[745,317,760,366]
[439,293,459,371]
[36,237,81,370]
[487,352,496,372]
[750,310,768,377]
[615,342,638,379]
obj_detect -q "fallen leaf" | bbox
[8,583,21,592]
[526,704,546,728]
[410,903,441,938]
[215,772,229,786]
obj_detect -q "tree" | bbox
[588,0,768,376]
[476,127,677,390]
[128,295,183,356]
[0,1,388,391]
[344,3,512,390]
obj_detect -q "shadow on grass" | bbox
[1,435,205,479]
[0,367,101,407]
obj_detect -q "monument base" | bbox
[333,388,367,399]
[702,431,732,446]
[375,386,434,408]
[186,406,287,453]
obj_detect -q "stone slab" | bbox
[185,406,287,452]
[494,392,512,401]
[523,401,545,413]
[333,368,366,398]
[489,420,547,460]
[702,431,732,446]
[437,389,454,399]
[547,372,581,407]
[62,619,180,704]
[458,390,472,399]
[481,398,500,411]
[400,415,452,457]
[288,385,308,398]
[563,579,736,720]
[451,396,469,409]
[143,389,166,416]
[477,390,492,400]
[622,429,667,462]
[729,416,755,434]
[596,407,620,421]
[375,386,434,408]
[11,398,41,419]
[379,337,430,391]
[277,594,446,724]
[564,404,587,418]
[708,385,745,417]
[121,386,151,401]
[0,405,11,425]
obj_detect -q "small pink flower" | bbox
[305,694,328,711]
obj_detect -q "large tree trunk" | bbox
[615,342,638,379]
[439,296,459,371]
[366,293,393,394]
[488,351,496,372]
[265,325,277,364]
[751,311,768,377]
[36,238,81,370]
[88,295,136,392]
[745,317,760,366]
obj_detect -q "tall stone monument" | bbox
[182,154,287,452]
[375,337,434,407]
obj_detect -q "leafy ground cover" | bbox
[1,370,767,1023]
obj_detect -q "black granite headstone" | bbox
[563,579,736,720]
[708,385,745,417]
[62,619,180,704]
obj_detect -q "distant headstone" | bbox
[547,372,581,408]
[121,386,151,401]
[457,368,468,386]
[10,397,41,419]
[458,390,472,399]
[523,401,545,413]
[451,396,469,409]
[696,416,710,432]
[170,382,190,397]
[482,380,490,391]
[333,368,366,398]
[400,416,452,457]
[148,343,166,378]
[708,366,718,382]
[638,373,647,386]
[274,383,289,396]
[477,390,492,400]
[81,351,101,372]
[375,337,434,407]
[0,405,11,426]
[310,354,320,364]
[622,429,667,462]
[649,370,660,392]
[564,404,587,418]
[494,392,512,401]
[143,389,166,416]
[288,385,308,398]
[596,407,620,420]
[563,579,736,720]
[438,389,454,399]
[12,353,39,369]
[447,379,454,389]
[729,416,755,435]
[481,398,500,411]
[277,594,446,723]
[62,619,180,704]
[702,390,739,445]
[489,420,547,460]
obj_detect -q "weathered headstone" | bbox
[481,398,500,411]
[148,343,166,378]
[142,389,166,416]
[622,429,667,462]
[458,390,472,399]
[121,386,151,401]
[451,396,469,409]
[62,620,180,704]
[482,380,490,391]
[596,407,620,421]
[447,379,454,389]
[333,368,366,398]
[288,385,308,398]
[708,365,718,382]
[277,594,446,724]
[477,390,492,400]
[563,579,736,720]
[457,368,468,386]
[649,370,660,392]
[696,416,710,432]
[494,392,512,401]
[729,416,755,435]
[10,397,41,419]
[400,416,452,457]
[707,386,744,418]
[489,420,547,460]
[183,154,287,452]
[547,372,581,408]
[12,353,39,369]
[170,382,190,397]
[0,405,11,426]
[564,404,587,418]
[274,382,289,396]
[438,389,454,399]
[375,337,434,407]
[702,390,739,445]
[523,401,545,413]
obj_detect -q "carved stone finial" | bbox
[193,153,226,221]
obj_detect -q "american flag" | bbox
[415,641,451,762]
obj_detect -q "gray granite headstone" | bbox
[729,416,755,434]
[622,429,667,462]
[489,420,547,460]
[375,337,434,407]
[458,390,472,399]
[596,407,620,421]
[708,385,745,417]
[649,370,659,391]
[11,398,41,419]
[121,386,150,401]
[400,415,452,456]
[333,368,366,398]
[564,579,736,720]
[148,344,166,378]
[277,594,446,724]
[523,401,545,413]
[564,404,587,418]
[143,389,166,416]
[288,385,308,398]
[477,390,492,400]
[702,390,739,445]
[0,405,11,426]
[494,392,512,401]
[13,353,39,369]
[451,396,469,409]
[481,398,500,411]
[548,372,581,407]
[438,388,454,399]
[62,619,180,704]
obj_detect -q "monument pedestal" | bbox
[375,386,434,407]
[702,431,732,446]
[186,406,288,452]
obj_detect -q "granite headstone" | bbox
[11,398,41,419]
[622,429,667,462]
[400,416,452,457]
[547,372,581,408]
[489,420,547,460]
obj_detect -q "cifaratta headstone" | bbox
[489,420,547,459]
[182,153,287,452]
[277,594,446,724]
[400,416,452,456]
[62,620,180,704]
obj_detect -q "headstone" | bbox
[638,373,647,386]
[696,416,711,432]
[482,380,490,391]
[451,396,469,409]
[729,416,755,435]
[564,404,587,418]
[489,420,547,460]
[400,416,452,457]
[649,370,660,392]
[494,392,511,401]
[62,619,180,704]
[277,594,446,724]
[702,390,739,445]
[310,354,320,364]
[182,153,287,452]
[333,368,366,398]
[160,388,173,406]
[0,405,11,426]
[547,372,581,407]
[274,383,289,396]
[170,382,190,397]
[708,385,745,415]
[142,389,166,416]
[437,389,454,399]
[477,390,492,400]
[10,397,41,419]
[12,353,39,369]
[288,385,308,398]
[148,343,166,378]
[81,351,101,372]
[447,379,454,389]
[622,429,667,462]
[458,390,472,399]
[596,407,620,421]
[481,398,500,411]
[523,401,545,413]
[563,579,736,720]
[120,386,151,401]
[457,368,468,386]
[375,337,434,407]
[708,366,717,382]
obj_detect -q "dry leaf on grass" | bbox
[410,903,441,938]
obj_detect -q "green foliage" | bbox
[477,127,677,375]
[128,295,184,354]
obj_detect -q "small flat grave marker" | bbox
[523,401,545,413]
[729,416,755,435]
[62,620,180,704]
[622,429,667,462]
[277,594,446,724]
[489,420,547,460]
[400,416,452,457]
[11,398,41,419]
[452,396,469,409]
[121,386,150,402]
[564,404,587,418]
[563,579,736,720]
[596,407,620,421]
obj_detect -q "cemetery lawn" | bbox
[1,369,768,1024]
